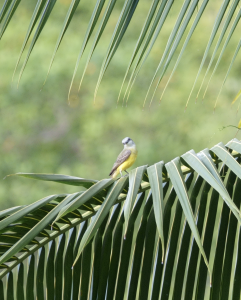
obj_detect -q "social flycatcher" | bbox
[109,137,138,179]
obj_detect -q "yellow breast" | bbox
[118,152,137,172]
[112,150,138,178]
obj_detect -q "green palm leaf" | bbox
[45,0,81,83]
[0,0,21,39]
[12,172,97,188]
[68,0,107,98]
[197,0,240,100]
[17,0,57,85]
[12,0,47,79]
[94,0,139,100]
[0,139,241,298]
[1,0,240,102]
[186,0,230,104]
[0,0,13,24]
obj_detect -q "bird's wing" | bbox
[109,149,131,176]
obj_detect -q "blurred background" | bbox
[0,0,241,209]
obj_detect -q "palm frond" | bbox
[1,0,240,103]
[1,139,241,298]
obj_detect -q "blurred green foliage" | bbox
[0,0,241,209]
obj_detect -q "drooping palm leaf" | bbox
[1,0,240,102]
[0,139,241,298]
[11,172,98,188]
[186,0,231,104]
[196,0,240,100]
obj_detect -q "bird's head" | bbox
[122,137,135,148]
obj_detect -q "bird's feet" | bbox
[120,170,129,177]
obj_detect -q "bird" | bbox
[109,137,138,179]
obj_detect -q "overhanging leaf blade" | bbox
[68,0,106,98]
[78,0,118,90]
[0,0,12,24]
[187,0,231,103]
[0,0,20,40]
[45,0,81,82]
[12,172,97,188]
[17,0,58,85]
[144,0,194,106]
[94,0,139,100]
[13,0,47,79]
[196,0,240,100]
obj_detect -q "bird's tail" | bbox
[109,170,114,176]
[109,170,118,179]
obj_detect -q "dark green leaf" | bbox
[46,240,55,300]
[97,204,122,299]
[80,237,93,300]
[26,255,35,300]
[55,234,65,300]
[0,280,4,300]
[220,177,241,299]
[106,215,124,300]
[17,263,24,300]
[147,161,165,262]
[139,209,156,300]
[63,228,76,299]
[7,271,14,300]
[128,192,153,300]
[115,192,145,300]
[72,222,87,299]
[36,247,45,300]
